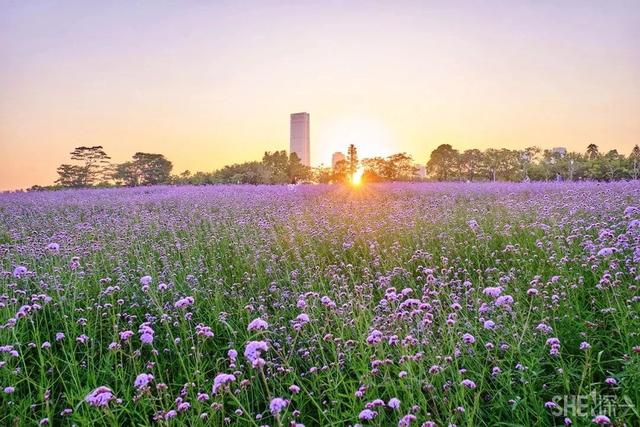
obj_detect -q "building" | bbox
[417,164,426,179]
[331,152,345,169]
[290,112,310,166]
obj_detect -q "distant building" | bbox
[552,147,567,157]
[290,112,310,166]
[417,164,426,179]
[332,152,345,169]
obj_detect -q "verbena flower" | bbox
[269,397,288,415]
[85,386,115,407]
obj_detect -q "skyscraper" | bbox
[290,112,310,166]
[332,152,345,169]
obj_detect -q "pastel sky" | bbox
[1,0,639,190]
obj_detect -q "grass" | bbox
[0,182,638,426]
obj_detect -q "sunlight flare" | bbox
[351,167,365,186]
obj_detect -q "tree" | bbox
[347,144,358,178]
[262,151,289,183]
[332,159,350,183]
[360,153,418,181]
[211,161,271,184]
[384,153,417,180]
[481,149,520,181]
[483,148,501,181]
[71,146,111,185]
[426,144,459,181]
[600,150,627,181]
[312,166,333,184]
[56,146,111,187]
[361,157,386,181]
[133,153,173,185]
[459,149,485,181]
[287,152,310,183]
[586,144,600,160]
[112,162,139,186]
[113,153,173,186]
[519,146,540,180]
[55,164,87,187]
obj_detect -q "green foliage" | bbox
[426,143,640,182]
[426,144,459,180]
[112,153,173,186]
[361,153,417,181]
[56,146,111,187]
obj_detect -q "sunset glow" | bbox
[351,167,365,186]
[1,1,639,190]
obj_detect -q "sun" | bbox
[351,167,365,186]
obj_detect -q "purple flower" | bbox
[483,320,496,330]
[366,329,383,345]
[482,286,502,297]
[546,337,560,346]
[462,333,475,344]
[12,266,28,278]
[244,340,268,367]
[4,386,15,394]
[212,373,236,395]
[359,409,377,420]
[597,248,616,257]
[592,415,611,425]
[247,317,268,331]
[140,276,152,286]
[134,373,154,390]
[495,295,514,307]
[174,296,194,309]
[195,324,214,338]
[460,379,476,389]
[388,397,401,409]
[398,414,417,426]
[85,386,115,407]
[269,397,288,415]
[139,324,155,345]
[293,313,310,329]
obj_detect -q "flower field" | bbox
[1,182,639,426]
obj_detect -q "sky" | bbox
[1,0,639,190]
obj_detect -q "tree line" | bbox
[31,142,640,191]
[425,143,640,182]
[53,146,174,188]
[171,145,420,185]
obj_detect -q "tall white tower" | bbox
[290,112,310,166]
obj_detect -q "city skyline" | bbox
[1,1,639,190]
